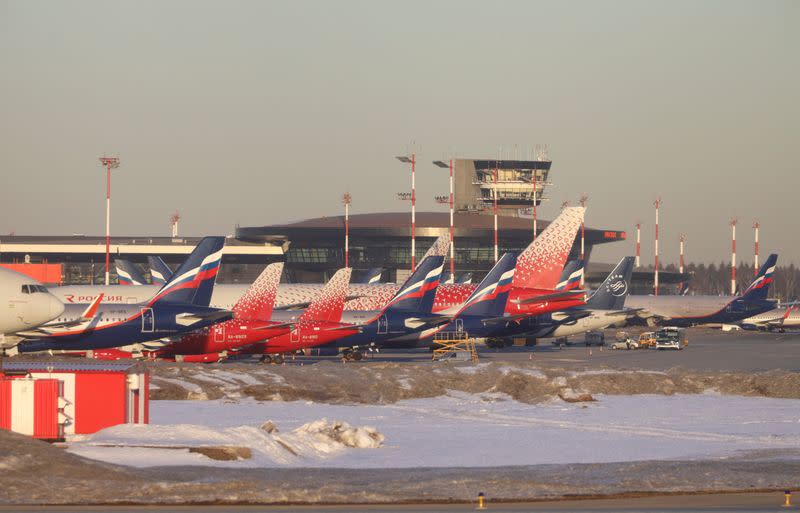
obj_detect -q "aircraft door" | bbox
[377,315,388,334]
[214,324,225,343]
[291,328,300,343]
[140,308,154,333]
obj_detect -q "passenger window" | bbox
[21,285,30,294]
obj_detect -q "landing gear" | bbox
[342,349,364,361]
[259,353,285,364]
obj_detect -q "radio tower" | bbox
[679,234,685,274]
[99,155,120,286]
[395,153,416,269]
[170,211,180,238]
[753,221,760,275]
[731,218,737,295]
[635,223,641,268]
[654,197,661,296]
[342,192,351,268]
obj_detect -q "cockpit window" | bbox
[21,284,48,294]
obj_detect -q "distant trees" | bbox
[662,262,798,301]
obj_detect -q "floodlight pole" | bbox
[679,234,685,274]
[635,223,641,268]
[343,193,351,268]
[99,156,120,286]
[395,154,416,269]
[433,159,456,281]
[731,218,737,295]
[493,159,499,263]
[532,166,538,241]
[753,221,760,275]
[654,197,661,296]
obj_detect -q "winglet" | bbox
[81,293,104,320]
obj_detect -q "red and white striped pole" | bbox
[579,195,588,286]
[448,158,455,279]
[411,153,416,270]
[99,156,120,286]
[493,158,499,262]
[635,223,641,268]
[753,221,760,276]
[532,166,538,241]
[343,192,351,268]
[654,198,661,296]
[679,234,685,274]
[731,218,737,295]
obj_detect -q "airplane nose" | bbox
[49,294,65,319]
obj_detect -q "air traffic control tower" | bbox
[452,157,551,217]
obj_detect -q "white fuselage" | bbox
[741,308,800,329]
[0,267,64,335]
[545,310,630,338]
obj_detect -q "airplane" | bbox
[625,254,779,327]
[115,259,147,285]
[360,268,384,284]
[12,237,233,354]
[555,259,584,291]
[148,256,173,286]
[740,305,800,332]
[525,256,636,340]
[146,262,292,362]
[0,267,64,337]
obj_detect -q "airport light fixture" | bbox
[432,159,455,280]
[98,155,120,286]
[395,154,417,269]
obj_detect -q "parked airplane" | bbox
[527,256,636,339]
[115,259,147,285]
[360,268,384,284]
[740,306,800,332]
[0,267,64,336]
[625,254,778,327]
[147,262,291,362]
[13,237,232,353]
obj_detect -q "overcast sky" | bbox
[1,0,797,266]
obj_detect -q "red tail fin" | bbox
[512,206,584,290]
[232,263,284,321]
[299,268,352,325]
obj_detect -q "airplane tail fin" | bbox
[457,253,517,317]
[555,259,585,291]
[147,237,225,307]
[148,256,174,286]
[360,267,384,284]
[512,206,584,290]
[741,253,778,301]
[115,259,147,285]
[382,256,445,314]
[232,262,284,321]
[586,256,635,310]
[298,268,352,325]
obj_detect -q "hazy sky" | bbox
[1,0,797,266]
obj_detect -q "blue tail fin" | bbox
[147,237,225,307]
[383,256,444,314]
[360,267,384,284]
[148,256,174,286]
[457,253,517,317]
[586,257,635,310]
[115,259,147,285]
[555,259,584,291]
[741,253,777,301]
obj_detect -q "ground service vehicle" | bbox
[584,331,605,346]
[638,331,657,348]
[654,327,686,350]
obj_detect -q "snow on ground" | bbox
[66,393,800,469]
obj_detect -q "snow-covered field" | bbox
[67,392,800,469]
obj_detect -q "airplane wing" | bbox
[481,313,530,325]
[604,308,644,317]
[323,324,363,332]
[175,310,232,327]
[404,315,452,330]
[253,321,295,330]
[510,290,586,306]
